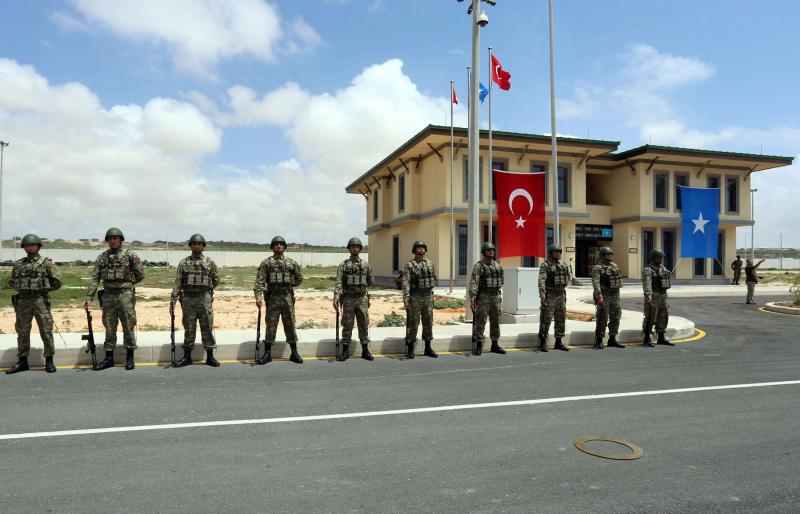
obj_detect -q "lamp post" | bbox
[750,188,757,259]
[0,141,8,254]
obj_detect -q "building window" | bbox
[392,235,399,273]
[654,172,669,210]
[725,176,739,214]
[693,258,706,278]
[662,229,676,272]
[557,165,570,205]
[491,159,508,201]
[674,173,689,211]
[707,175,721,213]
[462,157,484,202]
[530,162,546,204]
[372,188,379,221]
[457,224,468,275]
[398,173,406,213]
[642,229,655,269]
[713,231,724,276]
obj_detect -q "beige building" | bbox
[346,125,793,285]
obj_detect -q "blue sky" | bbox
[0,0,797,247]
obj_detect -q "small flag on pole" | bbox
[451,84,459,105]
[479,82,489,104]
[490,54,511,90]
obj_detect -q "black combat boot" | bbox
[554,338,569,351]
[5,357,29,375]
[607,336,625,348]
[257,344,272,365]
[593,334,604,350]
[95,351,115,371]
[289,343,303,364]
[205,349,220,367]
[406,338,415,359]
[125,349,135,370]
[361,343,374,361]
[656,332,675,346]
[423,340,438,358]
[473,338,482,356]
[45,356,57,373]
[538,334,549,352]
[642,333,654,348]
[490,340,506,354]
[175,348,193,368]
[340,343,350,362]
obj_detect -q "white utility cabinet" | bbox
[502,267,540,314]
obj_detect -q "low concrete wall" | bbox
[764,302,800,315]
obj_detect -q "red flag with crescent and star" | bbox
[490,54,511,91]
[493,170,545,258]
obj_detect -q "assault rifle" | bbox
[81,306,97,370]
[170,305,176,367]
[335,302,342,361]
[255,305,262,363]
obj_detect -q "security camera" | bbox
[477,11,489,26]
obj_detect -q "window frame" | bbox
[556,163,572,206]
[530,161,548,205]
[398,172,406,214]
[462,156,484,203]
[372,186,379,221]
[392,234,400,273]
[725,175,740,215]
[653,171,669,211]
[673,172,690,212]
[490,157,509,202]
[706,174,721,213]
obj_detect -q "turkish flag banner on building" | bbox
[494,170,545,258]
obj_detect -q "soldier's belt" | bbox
[410,288,433,295]
[652,288,668,294]
[15,290,49,297]
[341,290,368,297]
[182,289,211,296]
[600,288,621,295]
[478,289,501,296]
[102,287,132,293]
[545,287,567,293]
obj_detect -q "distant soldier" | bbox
[333,237,375,361]
[6,234,63,374]
[591,246,625,349]
[469,242,505,356]
[84,227,145,370]
[254,236,304,364]
[170,234,221,368]
[538,244,571,352]
[731,255,743,285]
[402,240,438,359]
[744,257,766,304]
[642,248,674,347]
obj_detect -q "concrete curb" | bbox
[764,302,800,315]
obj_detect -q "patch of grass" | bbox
[139,323,168,331]
[297,319,331,329]
[378,311,406,327]
[433,298,465,309]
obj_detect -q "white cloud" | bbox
[285,16,321,54]
[65,0,289,78]
[622,44,715,90]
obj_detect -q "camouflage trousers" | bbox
[595,290,621,337]
[539,289,567,338]
[733,270,742,285]
[340,293,370,344]
[264,293,297,344]
[406,292,433,343]
[14,294,55,358]
[473,293,501,344]
[180,291,216,349]
[102,289,138,350]
[643,292,669,334]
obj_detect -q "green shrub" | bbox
[378,311,406,327]
[298,319,330,329]
[790,275,800,306]
[433,298,465,309]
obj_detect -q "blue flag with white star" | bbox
[679,186,719,258]
[479,82,489,103]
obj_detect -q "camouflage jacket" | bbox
[86,247,144,299]
[538,258,571,296]
[642,263,671,299]
[468,258,504,299]
[9,253,63,293]
[402,258,437,301]
[591,261,622,296]
[171,254,220,301]
[254,255,303,301]
[334,256,374,301]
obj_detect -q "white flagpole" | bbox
[548,0,560,247]
[488,46,493,246]
[449,80,455,294]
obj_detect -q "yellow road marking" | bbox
[758,306,799,317]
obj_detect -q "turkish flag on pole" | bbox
[494,170,545,258]
[451,84,458,105]
[490,54,511,90]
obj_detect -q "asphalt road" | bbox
[1,295,798,513]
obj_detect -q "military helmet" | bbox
[481,242,496,252]
[270,236,287,249]
[650,248,665,260]
[347,237,363,249]
[411,240,427,253]
[548,244,563,254]
[105,227,125,241]
[188,234,206,246]
[599,246,613,257]
[20,234,42,247]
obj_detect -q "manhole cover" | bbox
[574,436,644,460]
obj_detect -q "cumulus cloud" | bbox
[63,0,300,78]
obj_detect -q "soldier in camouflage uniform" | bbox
[469,242,505,356]
[254,236,304,364]
[642,248,674,347]
[6,234,63,374]
[402,240,438,359]
[333,237,375,361]
[591,246,625,350]
[170,234,221,368]
[84,227,145,371]
[538,244,571,352]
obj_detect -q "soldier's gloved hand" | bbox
[596,296,604,307]
[644,297,653,306]
[470,300,476,312]
[540,295,547,307]
[256,299,263,309]
[332,299,339,311]
[83,301,90,312]
[403,300,410,311]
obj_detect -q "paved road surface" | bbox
[1,296,797,512]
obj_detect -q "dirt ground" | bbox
[0,289,465,334]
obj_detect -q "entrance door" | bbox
[575,240,599,277]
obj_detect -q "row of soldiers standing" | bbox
[4,228,676,374]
